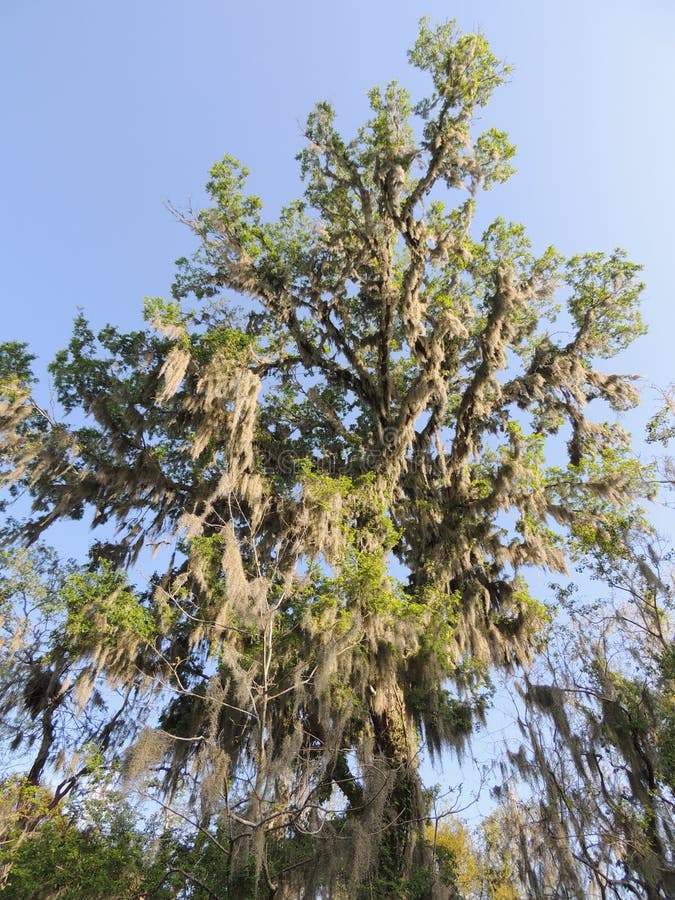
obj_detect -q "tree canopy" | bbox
[1,18,672,899]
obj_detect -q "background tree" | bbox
[0,19,650,897]
[484,529,675,899]
[474,392,675,899]
[0,780,174,900]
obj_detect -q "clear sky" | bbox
[2,0,674,819]
[2,0,674,397]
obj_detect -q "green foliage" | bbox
[0,341,36,389]
[656,644,675,789]
[143,294,187,327]
[647,385,675,446]
[565,250,646,357]
[409,18,510,110]
[0,781,171,899]
[201,155,264,259]
[474,128,516,188]
[61,560,155,652]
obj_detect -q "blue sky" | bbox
[3,0,674,402]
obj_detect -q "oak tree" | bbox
[0,19,650,897]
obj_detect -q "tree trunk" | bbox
[370,690,437,898]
